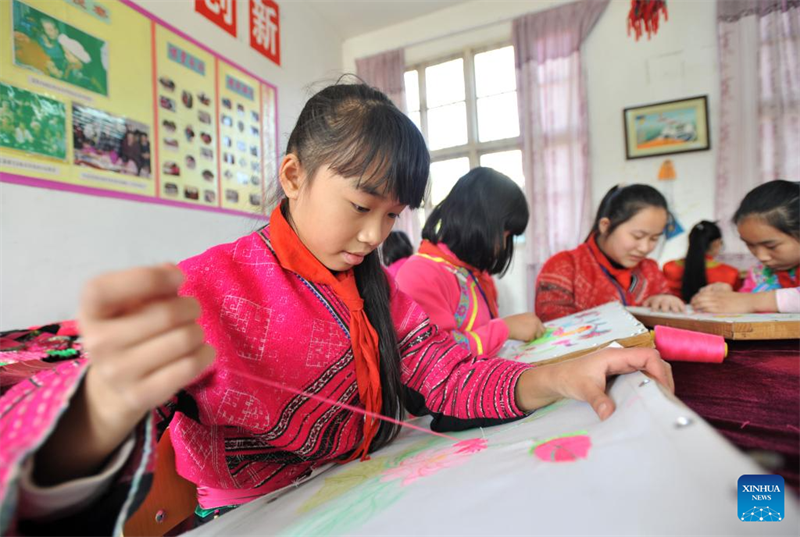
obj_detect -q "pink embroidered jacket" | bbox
[395,245,508,357]
[0,226,531,535]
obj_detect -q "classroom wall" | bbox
[343,0,719,316]
[1,0,344,330]
[584,0,719,266]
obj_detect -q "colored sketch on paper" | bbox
[498,301,648,364]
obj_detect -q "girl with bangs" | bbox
[396,168,546,356]
[535,184,685,322]
[0,84,673,535]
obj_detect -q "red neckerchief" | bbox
[418,240,499,318]
[586,233,634,292]
[269,204,381,462]
[775,268,799,289]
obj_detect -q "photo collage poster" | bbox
[0,0,278,217]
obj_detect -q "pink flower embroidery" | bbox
[381,439,488,487]
[530,431,592,462]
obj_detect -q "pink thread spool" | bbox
[652,325,728,363]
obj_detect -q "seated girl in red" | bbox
[396,168,545,356]
[535,184,684,322]
[662,220,741,301]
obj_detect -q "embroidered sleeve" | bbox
[395,257,508,357]
[0,355,157,536]
[389,281,531,432]
[643,259,672,297]
[534,253,579,322]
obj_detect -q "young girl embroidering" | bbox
[692,180,800,313]
[535,184,684,322]
[396,167,545,357]
[0,84,674,535]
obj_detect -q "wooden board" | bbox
[627,307,800,340]
[497,302,653,366]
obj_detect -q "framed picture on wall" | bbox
[623,96,710,159]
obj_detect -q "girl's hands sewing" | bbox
[514,347,673,420]
[35,265,215,485]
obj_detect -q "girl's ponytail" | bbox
[681,220,721,301]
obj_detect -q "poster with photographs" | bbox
[217,60,265,214]
[72,104,150,178]
[12,0,109,96]
[0,82,66,160]
[154,26,218,206]
[0,0,276,216]
[260,83,278,200]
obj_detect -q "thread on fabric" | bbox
[229,367,461,443]
[652,325,727,363]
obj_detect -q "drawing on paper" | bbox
[500,302,647,364]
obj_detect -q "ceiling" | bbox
[299,0,469,40]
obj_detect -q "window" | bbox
[405,45,522,220]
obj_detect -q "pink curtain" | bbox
[513,0,609,309]
[356,49,423,246]
[716,0,800,264]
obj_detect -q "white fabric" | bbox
[183,368,794,536]
[775,287,800,312]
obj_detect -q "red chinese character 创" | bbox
[195,0,237,37]
[250,0,280,66]
[93,5,108,18]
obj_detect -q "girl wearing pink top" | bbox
[0,87,673,536]
[692,180,800,313]
[396,168,545,357]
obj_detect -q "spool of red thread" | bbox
[652,325,728,363]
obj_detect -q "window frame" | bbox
[405,41,522,214]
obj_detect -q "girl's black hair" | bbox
[381,231,414,266]
[587,184,670,240]
[282,82,430,454]
[733,180,800,241]
[681,220,722,302]
[422,167,529,276]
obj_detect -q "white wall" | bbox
[1,0,343,329]
[585,0,719,265]
[343,0,719,315]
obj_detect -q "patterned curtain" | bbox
[716,0,800,264]
[513,0,609,309]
